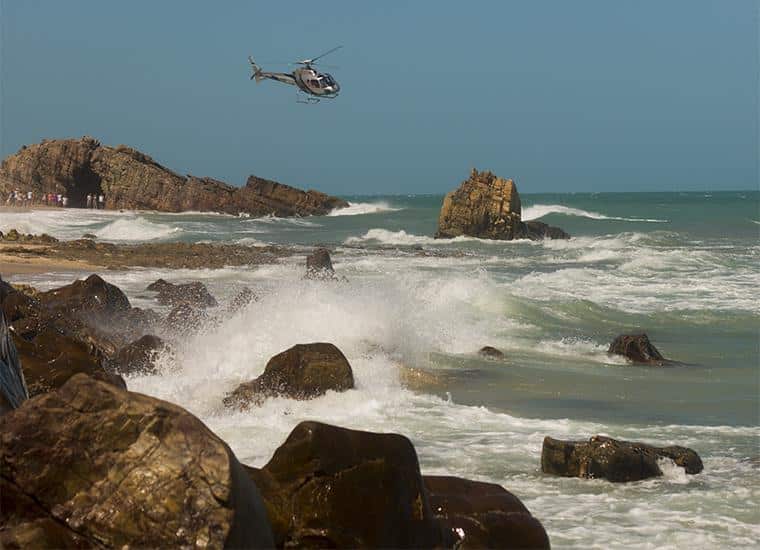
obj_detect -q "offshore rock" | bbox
[246,421,445,548]
[478,346,505,360]
[436,169,568,240]
[224,343,354,409]
[541,435,703,482]
[424,475,550,549]
[305,247,336,279]
[146,278,218,308]
[608,333,673,365]
[0,136,348,215]
[0,374,274,548]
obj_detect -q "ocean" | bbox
[2,190,759,548]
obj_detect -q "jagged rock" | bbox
[305,248,336,279]
[608,333,673,365]
[436,169,568,241]
[541,435,703,482]
[3,229,20,241]
[245,421,445,548]
[39,273,131,316]
[223,343,354,409]
[146,278,218,308]
[1,136,348,215]
[111,335,166,376]
[0,374,274,548]
[478,346,505,360]
[424,475,550,549]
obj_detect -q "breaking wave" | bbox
[96,217,182,241]
[328,201,403,216]
[523,204,668,223]
[344,228,529,246]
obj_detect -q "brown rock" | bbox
[436,169,568,240]
[478,346,505,360]
[146,278,218,308]
[0,374,274,548]
[424,475,550,549]
[111,334,166,375]
[541,435,703,482]
[164,303,209,334]
[246,421,444,548]
[608,333,673,365]
[228,287,257,314]
[305,247,336,279]
[223,343,354,409]
[1,136,347,215]
[38,273,131,316]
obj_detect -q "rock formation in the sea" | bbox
[424,475,550,549]
[224,342,355,409]
[110,334,167,376]
[305,247,337,279]
[0,374,274,548]
[541,435,703,482]
[146,278,218,308]
[436,169,569,240]
[608,333,673,365]
[478,345,506,360]
[0,137,349,215]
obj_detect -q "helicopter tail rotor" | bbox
[248,56,264,82]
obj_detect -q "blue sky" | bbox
[1,0,757,194]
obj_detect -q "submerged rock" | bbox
[424,475,550,549]
[478,346,505,360]
[223,343,354,409]
[0,374,274,548]
[436,169,568,241]
[541,435,703,482]
[608,333,673,365]
[246,421,445,548]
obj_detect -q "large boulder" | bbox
[110,334,167,376]
[436,169,568,241]
[305,248,336,280]
[38,273,131,316]
[608,333,673,365]
[0,136,347,215]
[541,435,703,482]
[146,278,218,308]
[223,343,355,409]
[0,374,274,548]
[246,421,445,548]
[424,475,550,549]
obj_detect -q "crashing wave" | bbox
[523,204,668,223]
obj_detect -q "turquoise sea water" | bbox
[2,190,759,548]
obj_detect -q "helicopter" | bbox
[248,46,342,103]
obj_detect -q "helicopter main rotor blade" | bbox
[302,45,343,65]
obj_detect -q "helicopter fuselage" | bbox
[249,48,341,100]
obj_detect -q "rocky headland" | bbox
[436,169,569,241]
[0,137,348,215]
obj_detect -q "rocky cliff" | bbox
[436,169,569,240]
[0,137,348,215]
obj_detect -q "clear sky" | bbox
[1,0,757,194]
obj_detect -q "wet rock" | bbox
[541,435,703,482]
[12,325,126,396]
[478,346,505,360]
[223,343,354,409]
[305,248,336,279]
[81,233,97,239]
[424,475,550,549]
[111,334,166,375]
[228,287,257,314]
[436,169,568,241]
[147,278,218,308]
[246,421,444,548]
[164,303,209,334]
[3,229,21,241]
[38,273,131,316]
[608,333,673,365]
[0,374,274,548]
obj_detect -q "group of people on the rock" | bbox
[4,190,105,209]
[85,194,105,209]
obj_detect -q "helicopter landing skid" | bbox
[296,92,320,104]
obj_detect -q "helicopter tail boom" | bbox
[248,56,264,82]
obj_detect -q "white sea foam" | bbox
[245,214,321,227]
[523,204,669,223]
[344,228,532,246]
[328,201,402,216]
[96,217,182,241]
